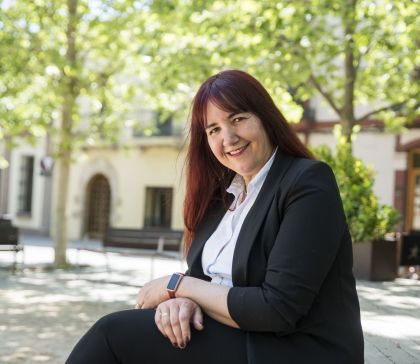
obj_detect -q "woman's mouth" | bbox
[226,144,249,157]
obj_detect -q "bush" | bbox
[312,127,400,242]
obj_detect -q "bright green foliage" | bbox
[0,0,142,150]
[313,126,400,242]
[0,1,48,148]
[141,0,419,134]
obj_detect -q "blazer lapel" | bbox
[232,151,295,286]
[186,197,231,277]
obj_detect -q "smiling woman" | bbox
[204,105,273,186]
[66,70,364,364]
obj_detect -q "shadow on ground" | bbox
[1,265,420,364]
[0,266,138,363]
[357,280,420,363]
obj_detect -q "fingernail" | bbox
[179,343,185,349]
[172,342,178,348]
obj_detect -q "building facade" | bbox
[1,111,419,240]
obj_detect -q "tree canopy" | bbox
[140,0,419,136]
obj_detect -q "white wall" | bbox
[63,140,186,239]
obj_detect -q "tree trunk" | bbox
[54,149,71,267]
[341,0,357,146]
[53,0,78,267]
[0,147,11,215]
[54,90,76,267]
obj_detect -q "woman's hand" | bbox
[155,298,204,349]
[136,275,171,309]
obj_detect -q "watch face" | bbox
[167,273,181,290]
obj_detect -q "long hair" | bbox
[183,70,313,252]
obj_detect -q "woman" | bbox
[66,70,364,364]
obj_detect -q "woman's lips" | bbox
[226,143,249,157]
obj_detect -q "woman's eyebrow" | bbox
[205,111,245,129]
[205,122,217,130]
[228,111,248,120]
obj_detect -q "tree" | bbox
[140,0,418,140]
[0,0,144,267]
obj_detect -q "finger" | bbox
[154,309,167,338]
[160,310,178,347]
[192,307,204,331]
[178,305,192,344]
[169,305,185,348]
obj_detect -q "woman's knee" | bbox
[93,310,137,335]
[93,309,157,341]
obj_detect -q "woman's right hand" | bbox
[154,297,204,349]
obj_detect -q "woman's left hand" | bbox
[136,275,171,309]
[155,298,204,348]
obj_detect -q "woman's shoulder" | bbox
[273,155,336,194]
[279,155,331,180]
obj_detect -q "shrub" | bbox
[312,126,400,242]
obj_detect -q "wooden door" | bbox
[406,149,420,232]
[86,174,111,239]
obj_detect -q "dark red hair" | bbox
[183,70,313,252]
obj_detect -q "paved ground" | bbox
[0,238,419,364]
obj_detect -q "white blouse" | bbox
[201,149,277,287]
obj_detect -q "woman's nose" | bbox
[222,128,239,146]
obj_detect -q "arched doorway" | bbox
[85,174,111,239]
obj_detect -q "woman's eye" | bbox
[209,127,219,135]
[233,116,245,123]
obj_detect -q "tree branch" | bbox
[354,40,377,74]
[356,101,408,122]
[309,74,343,118]
[275,33,344,119]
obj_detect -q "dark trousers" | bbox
[66,309,247,364]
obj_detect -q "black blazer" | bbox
[187,151,364,364]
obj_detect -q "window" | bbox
[17,156,34,215]
[133,110,173,137]
[144,187,173,228]
[155,112,173,136]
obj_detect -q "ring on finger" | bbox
[160,312,169,317]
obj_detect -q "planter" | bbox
[352,239,398,281]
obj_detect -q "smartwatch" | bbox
[166,272,185,298]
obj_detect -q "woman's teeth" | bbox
[228,145,247,155]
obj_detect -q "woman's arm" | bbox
[176,276,239,328]
[227,162,347,332]
[136,274,239,328]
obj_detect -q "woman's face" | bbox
[205,102,274,185]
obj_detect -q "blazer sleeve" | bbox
[227,161,347,332]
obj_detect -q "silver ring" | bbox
[161,312,169,317]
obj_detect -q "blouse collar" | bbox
[226,147,277,200]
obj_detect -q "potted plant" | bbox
[312,127,401,281]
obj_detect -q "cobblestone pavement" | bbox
[0,245,419,364]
